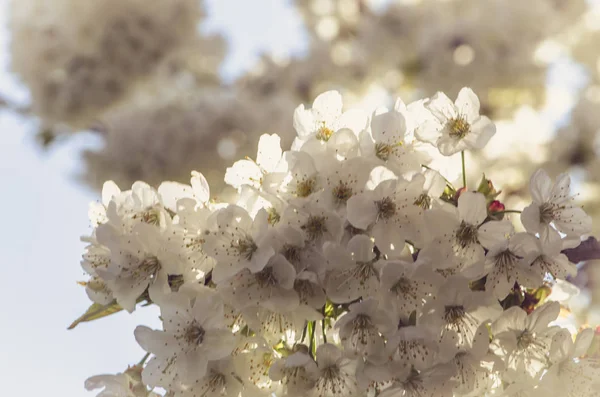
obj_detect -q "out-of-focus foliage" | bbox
[8,0,595,195]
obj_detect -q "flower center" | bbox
[332,182,353,205]
[294,279,316,303]
[301,215,328,241]
[539,202,555,224]
[255,267,277,287]
[391,277,413,296]
[316,125,335,142]
[444,305,466,324]
[132,207,162,225]
[138,256,161,276]
[455,221,479,248]
[402,368,425,394]
[207,371,227,391]
[436,267,458,278]
[353,314,372,330]
[495,249,519,268]
[85,277,110,293]
[168,274,185,292]
[375,142,395,161]
[448,116,471,139]
[184,324,206,345]
[413,193,431,209]
[517,330,536,350]
[375,197,397,220]
[233,235,258,260]
[267,207,281,225]
[316,365,343,392]
[282,244,301,265]
[296,177,317,198]
[349,314,376,347]
[355,261,378,282]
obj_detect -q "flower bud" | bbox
[488,200,505,213]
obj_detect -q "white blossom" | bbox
[73,88,597,397]
[416,87,496,156]
[135,286,236,388]
[491,302,561,378]
[521,169,592,239]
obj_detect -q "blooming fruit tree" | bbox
[76,88,600,397]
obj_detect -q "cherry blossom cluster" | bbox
[79,88,599,397]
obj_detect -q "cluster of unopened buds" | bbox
[77,88,600,397]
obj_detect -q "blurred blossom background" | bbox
[4,0,600,395]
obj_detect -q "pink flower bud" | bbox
[488,200,505,213]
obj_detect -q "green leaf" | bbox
[68,300,124,330]
[533,286,552,306]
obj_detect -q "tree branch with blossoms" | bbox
[77,88,600,397]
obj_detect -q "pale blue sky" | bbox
[0,1,306,395]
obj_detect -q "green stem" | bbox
[461,151,467,188]
[321,319,328,344]
[495,210,522,215]
[308,321,316,359]
[137,352,151,367]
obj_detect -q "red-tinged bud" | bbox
[489,200,505,213]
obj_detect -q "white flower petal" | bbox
[458,191,487,226]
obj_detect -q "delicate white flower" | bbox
[171,197,216,279]
[491,302,561,378]
[540,328,600,397]
[324,234,380,303]
[521,169,592,239]
[483,231,541,300]
[361,107,427,176]
[316,157,373,214]
[174,358,243,397]
[274,151,323,202]
[519,229,577,282]
[85,366,157,397]
[274,224,326,275]
[95,222,185,312]
[217,253,299,312]
[421,276,502,346]
[282,201,344,247]
[292,90,367,150]
[294,272,327,312]
[421,191,513,274]
[378,259,444,317]
[104,181,173,232]
[203,206,275,284]
[88,180,122,225]
[307,344,360,397]
[135,286,236,388]
[225,133,283,190]
[299,127,360,168]
[233,338,284,396]
[385,325,443,372]
[335,298,395,361]
[416,87,496,156]
[346,174,424,255]
[269,351,318,397]
[378,364,456,397]
[80,236,114,304]
[446,324,496,396]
